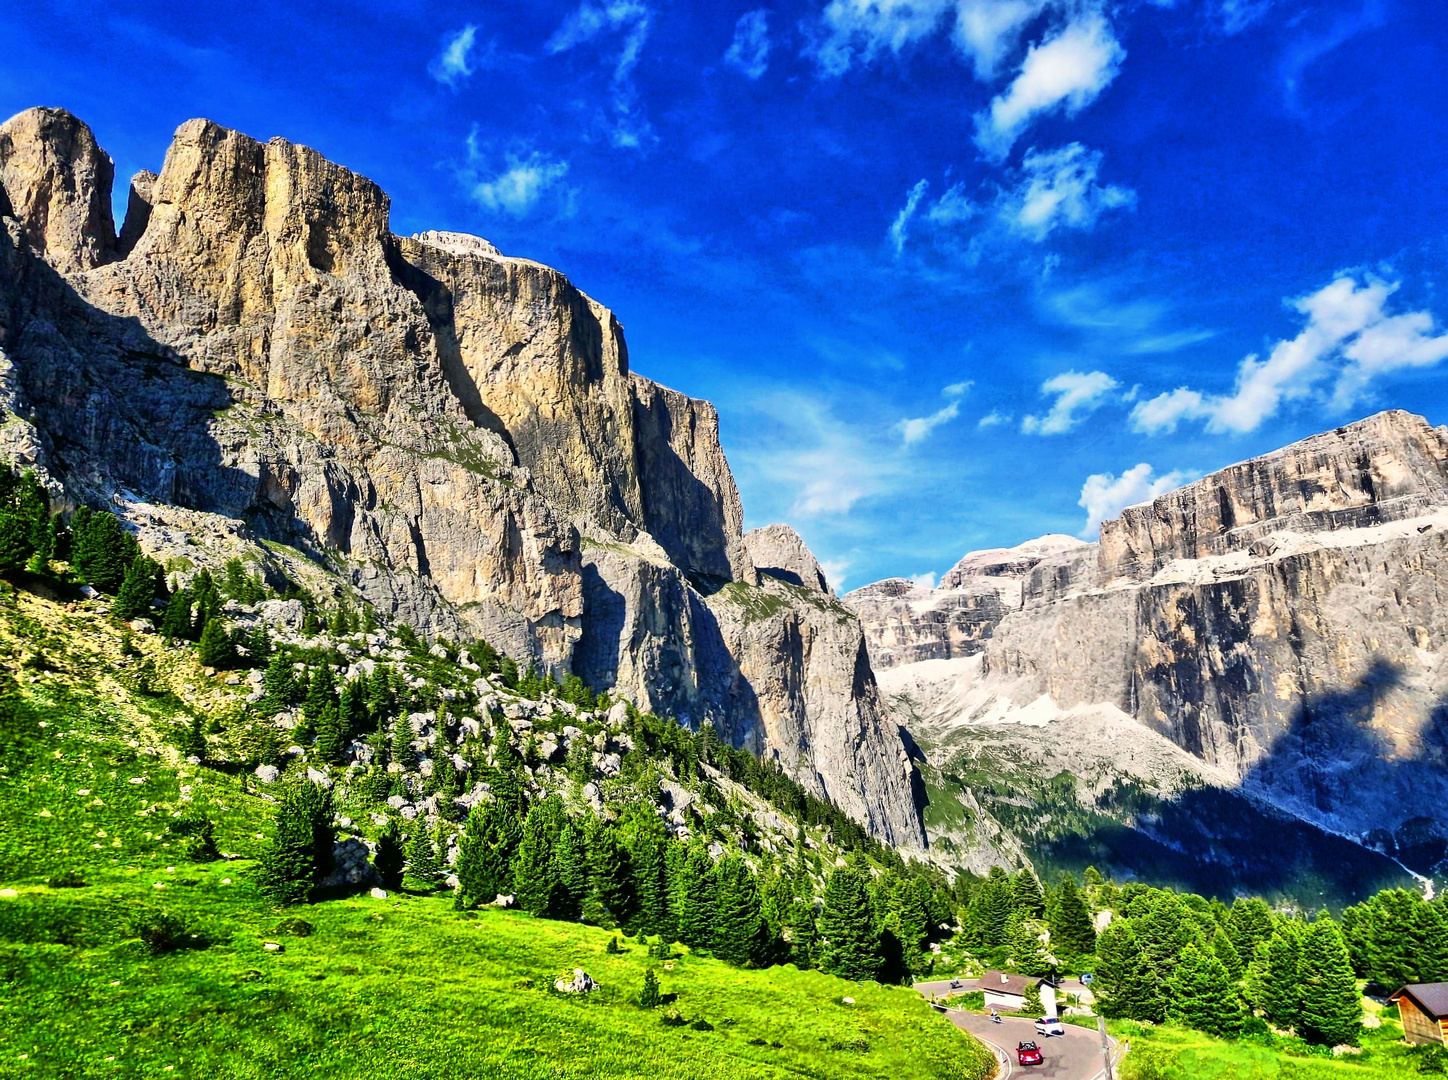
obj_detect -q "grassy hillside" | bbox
[0,881,984,1079]
[1112,1005,1442,1080]
[0,585,993,1080]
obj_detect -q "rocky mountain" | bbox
[849,410,1448,895]
[0,106,924,848]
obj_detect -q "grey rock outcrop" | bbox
[0,107,924,848]
[745,523,832,593]
[850,410,1448,868]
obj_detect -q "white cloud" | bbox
[725,9,772,79]
[973,11,1125,161]
[977,409,1011,428]
[1078,463,1196,539]
[1130,274,1448,436]
[953,0,1048,79]
[1217,0,1273,34]
[809,0,956,77]
[888,179,930,257]
[896,381,969,444]
[1002,143,1135,240]
[429,25,478,87]
[1022,369,1117,434]
[546,2,654,149]
[820,559,852,590]
[471,151,570,217]
[908,570,938,589]
[926,182,978,226]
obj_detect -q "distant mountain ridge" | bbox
[848,409,1448,892]
[0,106,924,847]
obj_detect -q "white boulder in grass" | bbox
[369,887,388,899]
[554,969,597,994]
[254,765,280,784]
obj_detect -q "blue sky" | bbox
[3,1,1447,589]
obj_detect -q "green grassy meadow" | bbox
[0,591,994,1080]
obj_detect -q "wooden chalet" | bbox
[1390,983,1448,1046]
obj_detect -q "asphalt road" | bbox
[931,1010,1117,1080]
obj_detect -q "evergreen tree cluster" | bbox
[1087,879,1363,1048]
[1340,888,1448,988]
[0,467,55,576]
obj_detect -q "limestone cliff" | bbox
[848,410,1448,876]
[0,107,925,848]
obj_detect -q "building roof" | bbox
[981,971,1033,997]
[1390,983,1448,1019]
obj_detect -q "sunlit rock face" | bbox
[0,107,926,848]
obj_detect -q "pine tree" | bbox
[339,678,368,740]
[374,823,404,891]
[639,968,661,1007]
[967,866,1015,952]
[1012,868,1046,918]
[627,809,670,937]
[1295,915,1362,1046]
[196,617,238,670]
[1009,912,1049,976]
[367,665,397,728]
[455,795,523,907]
[512,797,565,916]
[1168,942,1245,1037]
[1137,891,1199,985]
[1249,921,1305,1029]
[314,703,346,766]
[553,815,588,921]
[1211,925,1245,981]
[889,876,933,965]
[255,781,335,905]
[0,468,48,574]
[1049,875,1096,957]
[302,665,336,725]
[390,717,418,771]
[159,589,193,642]
[1095,921,1162,1022]
[260,652,298,713]
[1227,897,1277,972]
[113,556,163,621]
[711,853,764,965]
[1022,980,1044,1016]
[818,865,881,982]
[407,822,447,890]
[672,845,717,948]
[585,816,634,928]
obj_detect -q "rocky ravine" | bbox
[0,106,924,847]
[848,410,1448,877]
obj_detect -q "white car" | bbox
[1034,1017,1065,1037]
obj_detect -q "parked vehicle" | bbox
[1017,1041,1043,1066]
[1034,1016,1065,1036]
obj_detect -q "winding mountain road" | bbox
[914,982,1118,1080]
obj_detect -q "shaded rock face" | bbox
[744,524,831,594]
[851,410,1448,865]
[0,107,924,848]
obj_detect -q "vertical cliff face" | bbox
[0,107,925,848]
[848,410,1448,869]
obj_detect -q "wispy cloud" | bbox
[546,1,655,149]
[888,178,930,257]
[892,142,1132,257]
[977,408,1011,428]
[1042,281,1216,355]
[1280,0,1385,116]
[429,24,479,87]
[1022,369,1117,434]
[1001,143,1135,240]
[973,10,1125,161]
[465,136,570,217]
[896,381,970,444]
[725,9,772,79]
[1216,0,1273,35]
[953,0,1049,80]
[1130,273,1448,435]
[1078,462,1196,538]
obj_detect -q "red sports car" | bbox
[1017,1041,1043,1067]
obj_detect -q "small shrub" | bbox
[828,1037,870,1053]
[128,908,194,955]
[274,917,315,938]
[606,936,621,954]
[46,870,86,889]
[689,1018,715,1032]
[660,1009,688,1027]
[639,968,661,1008]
